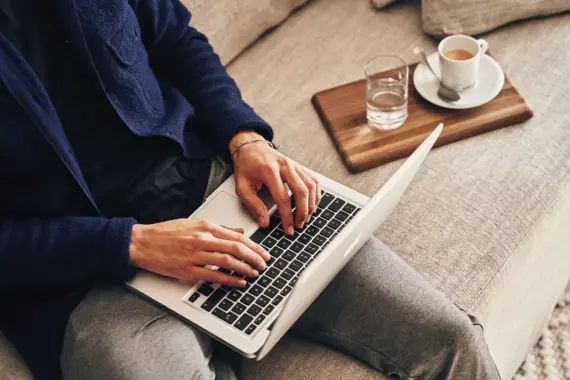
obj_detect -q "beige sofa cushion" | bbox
[422,0,570,36]
[180,0,310,65]
[0,332,33,380]
[371,0,399,9]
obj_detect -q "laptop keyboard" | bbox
[186,191,360,336]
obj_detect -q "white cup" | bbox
[438,35,489,92]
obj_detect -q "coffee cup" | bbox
[438,35,488,92]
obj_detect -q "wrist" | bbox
[129,224,150,268]
[229,130,264,154]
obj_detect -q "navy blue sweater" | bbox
[0,0,273,295]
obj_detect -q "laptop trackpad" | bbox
[191,191,258,232]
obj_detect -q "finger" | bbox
[194,251,259,278]
[186,267,246,287]
[282,164,310,229]
[264,169,295,235]
[306,169,322,209]
[222,225,245,234]
[210,224,270,261]
[202,237,267,271]
[295,166,318,216]
[235,180,270,228]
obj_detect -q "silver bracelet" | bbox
[230,138,276,159]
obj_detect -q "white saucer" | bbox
[413,52,505,110]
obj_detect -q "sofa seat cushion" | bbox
[0,332,33,380]
[226,0,570,378]
[180,0,310,65]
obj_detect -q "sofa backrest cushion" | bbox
[421,0,570,37]
[180,0,310,65]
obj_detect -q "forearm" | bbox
[0,216,136,291]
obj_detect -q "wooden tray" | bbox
[312,60,533,173]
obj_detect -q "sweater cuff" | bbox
[100,217,138,281]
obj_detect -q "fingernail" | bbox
[287,226,294,235]
[297,222,304,229]
[258,217,264,226]
[251,270,259,277]
[260,262,267,270]
[238,279,247,287]
[263,251,271,260]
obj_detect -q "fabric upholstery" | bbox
[179,0,310,65]
[371,0,399,9]
[421,0,570,37]
[225,0,570,378]
[0,332,33,380]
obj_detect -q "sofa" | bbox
[2,0,570,379]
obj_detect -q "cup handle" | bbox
[477,39,489,55]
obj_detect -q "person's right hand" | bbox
[128,219,270,287]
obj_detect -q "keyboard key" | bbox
[305,244,318,255]
[264,286,279,298]
[277,239,291,249]
[231,303,247,315]
[254,315,266,325]
[250,285,263,297]
[270,246,284,258]
[312,235,326,246]
[268,214,281,230]
[313,208,322,217]
[281,269,294,280]
[313,217,327,228]
[213,308,238,324]
[306,226,319,235]
[283,250,296,261]
[335,211,350,222]
[342,203,357,214]
[354,208,361,214]
[256,295,270,307]
[241,294,255,305]
[298,252,311,263]
[319,193,335,208]
[247,304,262,316]
[188,293,200,303]
[273,277,287,289]
[201,289,227,311]
[234,314,253,331]
[321,210,335,220]
[347,215,354,222]
[249,229,268,244]
[281,286,293,296]
[217,267,232,275]
[266,267,280,278]
[271,229,285,240]
[198,284,214,296]
[263,305,275,315]
[291,242,304,253]
[262,237,277,248]
[275,258,288,270]
[320,227,334,238]
[328,198,345,212]
[290,277,299,286]
[246,275,258,285]
[219,299,233,311]
[328,219,342,230]
[258,277,271,287]
[221,285,233,291]
[272,295,284,306]
[289,260,303,272]
[245,325,257,335]
[228,289,242,302]
[298,234,312,245]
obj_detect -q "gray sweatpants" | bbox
[60,237,500,380]
[60,158,500,380]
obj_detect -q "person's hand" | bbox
[229,131,321,235]
[129,219,270,287]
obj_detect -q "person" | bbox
[0,0,502,379]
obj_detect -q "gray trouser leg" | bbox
[60,287,219,380]
[293,237,501,380]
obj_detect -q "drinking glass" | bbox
[365,55,409,131]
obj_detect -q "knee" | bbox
[432,307,480,354]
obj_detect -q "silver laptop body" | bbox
[127,124,443,360]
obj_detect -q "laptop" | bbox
[127,123,443,360]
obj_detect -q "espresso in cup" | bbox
[444,49,473,61]
[439,35,488,92]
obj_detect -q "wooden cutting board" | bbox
[312,60,533,173]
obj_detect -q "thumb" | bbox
[222,225,245,234]
[236,181,269,228]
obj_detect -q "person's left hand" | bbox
[230,131,321,235]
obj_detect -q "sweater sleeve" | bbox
[0,216,136,291]
[131,0,274,153]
